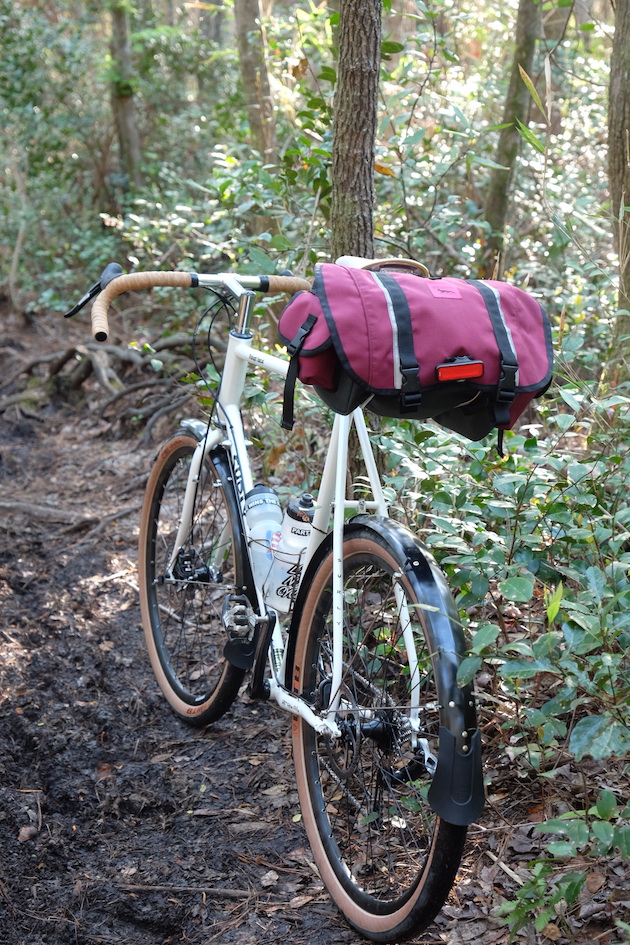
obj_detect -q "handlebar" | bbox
[89,269,312,342]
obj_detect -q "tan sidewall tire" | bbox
[292,534,460,939]
[138,434,239,723]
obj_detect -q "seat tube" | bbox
[394,581,421,742]
[327,413,351,719]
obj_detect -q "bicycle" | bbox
[66,261,484,943]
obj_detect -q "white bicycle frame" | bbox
[167,280,422,739]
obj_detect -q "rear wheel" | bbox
[139,433,247,725]
[292,529,467,942]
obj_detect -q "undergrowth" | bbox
[377,323,630,938]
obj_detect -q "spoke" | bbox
[306,554,440,900]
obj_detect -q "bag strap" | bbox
[467,280,519,427]
[371,272,423,411]
[281,313,317,431]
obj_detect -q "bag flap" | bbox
[314,264,553,395]
[277,285,333,356]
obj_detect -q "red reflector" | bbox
[436,359,484,382]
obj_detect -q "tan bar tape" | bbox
[91,271,194,341]
[91,271,312,342]
[266,275,311,294]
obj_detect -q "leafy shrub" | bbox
[377,314,629,937]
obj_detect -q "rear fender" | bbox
[286,514,485,826]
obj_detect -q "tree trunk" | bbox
[329,0,383,488]
[330,0,381,261]
[199,0,224,45]
[479,0,540,278]
[233,0,277,164]
[605,0,630,386]
[109,2,143,190]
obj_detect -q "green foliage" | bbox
[537,790,630,859]
[493,790,629,937]
[1,0,616,312]
[496,863,587,938]
[379,326,629,937]
[0,3,625,937]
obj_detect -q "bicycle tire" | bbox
[139,432,247,725]
[291,527,468,942]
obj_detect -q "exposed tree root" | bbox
[0,332,221,436]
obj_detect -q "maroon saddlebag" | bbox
[278,262,553,441]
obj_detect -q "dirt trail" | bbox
[0,309,625,945]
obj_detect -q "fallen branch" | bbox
[138,393,191,444]
[75,344,119,393]
[485,849,526,886]
[117,471,150,496]
[151,332,227,355]
[85,341,144,366]
[47,347,81,377]
[0,350,69,394]
[0,498,98,526]
[116,883,254,900]
[92,377,174,415]
[64,502,143,545]
[0,391,39,414]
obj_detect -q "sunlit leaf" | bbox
[470,154,510,170]
[545,583,563,624]
[518,64,547,123]
[596,789,618,821]
[516,118,545,154]
[471,623,500,654]
[570,716,630,760]
[374,162,396,177]
[457,654,481,687]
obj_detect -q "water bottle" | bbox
[244,485,283,588]
[264,494,315,614]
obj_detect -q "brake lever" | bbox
[64,262,124,319]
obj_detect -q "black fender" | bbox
[285,513,484,827]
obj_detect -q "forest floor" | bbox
[0,303,627,945]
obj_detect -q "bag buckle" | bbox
[494,360,518,428]
[287,313,317,356]
[497,361,518,403]
[400,367,422,411]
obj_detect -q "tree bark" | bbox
[109,2,143,190]
[479,0,540,278]
[233,0,277,164]
[330,0,381,261]
[606,0,630,383]
[199,0,224,45]
[329,0,383,487]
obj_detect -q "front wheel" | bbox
[138,433,247,726]
[291,528,467,942]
